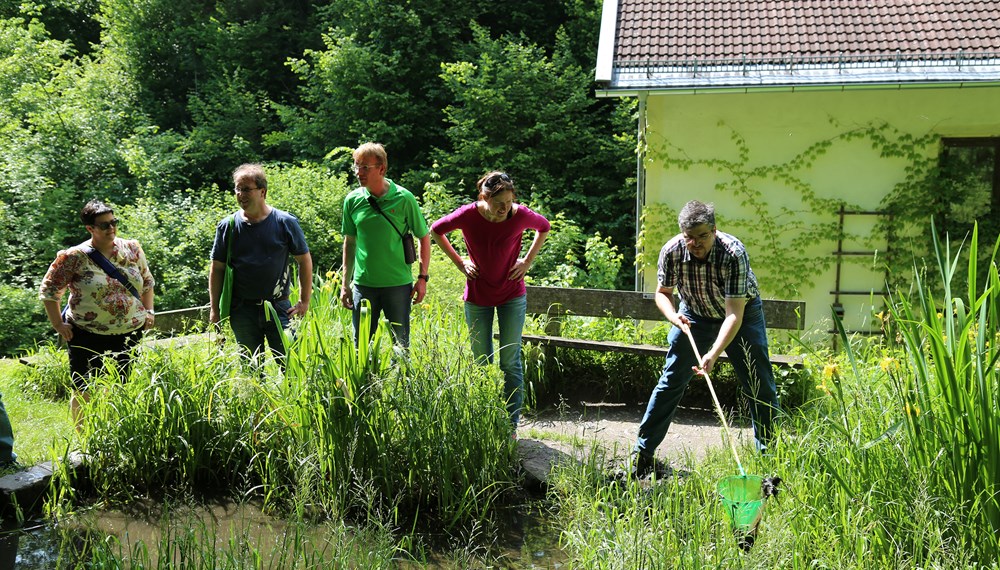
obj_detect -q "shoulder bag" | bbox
[219,213,237,320]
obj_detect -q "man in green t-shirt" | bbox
[340,142,430,347]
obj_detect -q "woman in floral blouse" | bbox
[39,200,155,427]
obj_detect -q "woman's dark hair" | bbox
[80,200,114,226]
[476,171,515,200]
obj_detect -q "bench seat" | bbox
[519,333,804,368]
[507,286,806,374]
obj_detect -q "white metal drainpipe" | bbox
[635,91,647,292]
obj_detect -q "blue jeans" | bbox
[635,297,779,455]
[352,284,413,348]
[229,298,293,359]
[465,294,527,426]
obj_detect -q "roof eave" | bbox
[596,79,1000,97]
[595,0,619,82]
[596,58,1000,97]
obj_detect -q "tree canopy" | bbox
[0,0,635,320]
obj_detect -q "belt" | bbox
[235,296,289,306]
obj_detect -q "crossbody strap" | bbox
[226,211,237,264]
[366,196,405,238]
[83,245,142,302]
[366,181,412,236]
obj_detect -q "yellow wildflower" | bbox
[326,270,334,279]
[822,362,839,380]
[905,402,921,417]
[879,356,896,373]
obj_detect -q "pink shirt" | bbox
[432,203,550,306]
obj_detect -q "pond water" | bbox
[1,501,568,568]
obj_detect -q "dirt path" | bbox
[515,401,753,483]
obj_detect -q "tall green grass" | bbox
[883,223,1000,542]
[548,223,1000,568]
[53,274,517,534]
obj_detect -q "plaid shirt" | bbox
[657,230,759,320]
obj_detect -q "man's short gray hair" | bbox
[678,200,715,231]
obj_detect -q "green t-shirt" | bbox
[341,179,429,287]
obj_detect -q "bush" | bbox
[264,163,351,275]
[0,284,52,357]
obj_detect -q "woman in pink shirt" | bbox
[431,172,550,429]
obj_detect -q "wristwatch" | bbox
[418,274,429,282]
[146,309,155,315]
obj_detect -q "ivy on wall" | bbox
[638,120,950,299]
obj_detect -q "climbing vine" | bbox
[638,120,960,300]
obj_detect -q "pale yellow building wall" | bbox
[640,85,1000,339]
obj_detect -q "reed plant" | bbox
[547,223,999,568]
[880,222,1000,551]
[56,272,517,536]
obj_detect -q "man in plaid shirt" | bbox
[630,200,779,479]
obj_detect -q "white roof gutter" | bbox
[597,79,1000,98]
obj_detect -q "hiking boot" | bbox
[628,453,654,480]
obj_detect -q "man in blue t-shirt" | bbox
[209,163,313,360]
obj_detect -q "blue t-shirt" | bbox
[211,208,309,300]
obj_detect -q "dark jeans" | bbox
[67,324,144,390]
[635,297,780,455]
[0,392,14,464]
[351,284,413,348]
[229,297,293,359]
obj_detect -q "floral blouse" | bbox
[39,238,154,334]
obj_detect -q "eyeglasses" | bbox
[91,219,119,231]
[352,163,381,174]
[234,186,261,194]
[683,229,714,244]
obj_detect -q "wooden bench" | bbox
[515,285,806,370]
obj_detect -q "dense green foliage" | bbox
[0,0,635,354]
[0,283,51,356]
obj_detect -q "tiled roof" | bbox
[617,0,1000,64]
[603,0,1000,89]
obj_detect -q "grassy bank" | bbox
[0,354,74,468]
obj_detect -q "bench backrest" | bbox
[524,286,805,330]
